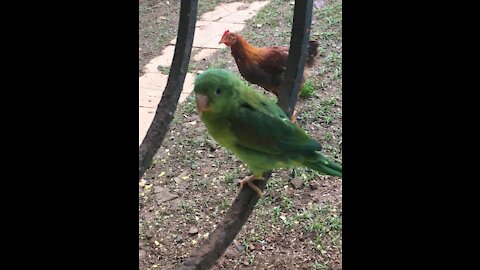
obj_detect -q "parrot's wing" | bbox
[228,95,322,156]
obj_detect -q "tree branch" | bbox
[177,1,313,269]
[139,0,198,180]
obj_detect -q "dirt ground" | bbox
[139,0,342,269]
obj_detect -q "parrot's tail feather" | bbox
[304,154,342,177]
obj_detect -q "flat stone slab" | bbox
[193,48,218,62]
[139,107,156,145]
[139,1,270,145]
[139,95,161,109]
[201,1,269,23]
[169,21,245,49]
[179,73,196,103]
[195,21,245,48]
[139,72,168,92]
[153,186,178,204]
[218,1,269,23]
[167,1,268,48]
[145,45,176,70]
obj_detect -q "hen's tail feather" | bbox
[304,154,342,177]
[306,40,319,68]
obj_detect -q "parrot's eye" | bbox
[215,88,222,96]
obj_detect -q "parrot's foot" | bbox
[239,175,264,196]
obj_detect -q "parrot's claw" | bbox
[239,175,264,196]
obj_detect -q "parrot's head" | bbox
[194,69,241,116]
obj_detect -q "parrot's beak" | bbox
[195,93,211,114]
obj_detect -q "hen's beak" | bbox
[219,36,228,45]
[195,93,211,114]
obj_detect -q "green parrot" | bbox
[194,69,342,195]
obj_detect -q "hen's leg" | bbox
[290,108,299,123]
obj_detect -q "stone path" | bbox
[139,1,269,145]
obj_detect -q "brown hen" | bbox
[219,30,319,120]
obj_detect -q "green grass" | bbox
[242,0,292,45]
[148,158,158,169]
[192,177,209,191]
[139,4,152,15]
[153,215,164,227]
[158,66,170,75]
[251,7,282,28]
[209,57,229,69]
[179,199,198,224]
[313,2,342,39]
[180,95,197,115]
[303,204,342,253]
[312,260,329,270]
[220,197,230,210]
[324,132,333,142]
[300,79,315,98]
[224,168,240,185]
[198,0,224,15]
[312,0,342,80]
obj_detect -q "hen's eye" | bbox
[215,88,221,96]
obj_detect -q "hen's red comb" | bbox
[222,30,230,36]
